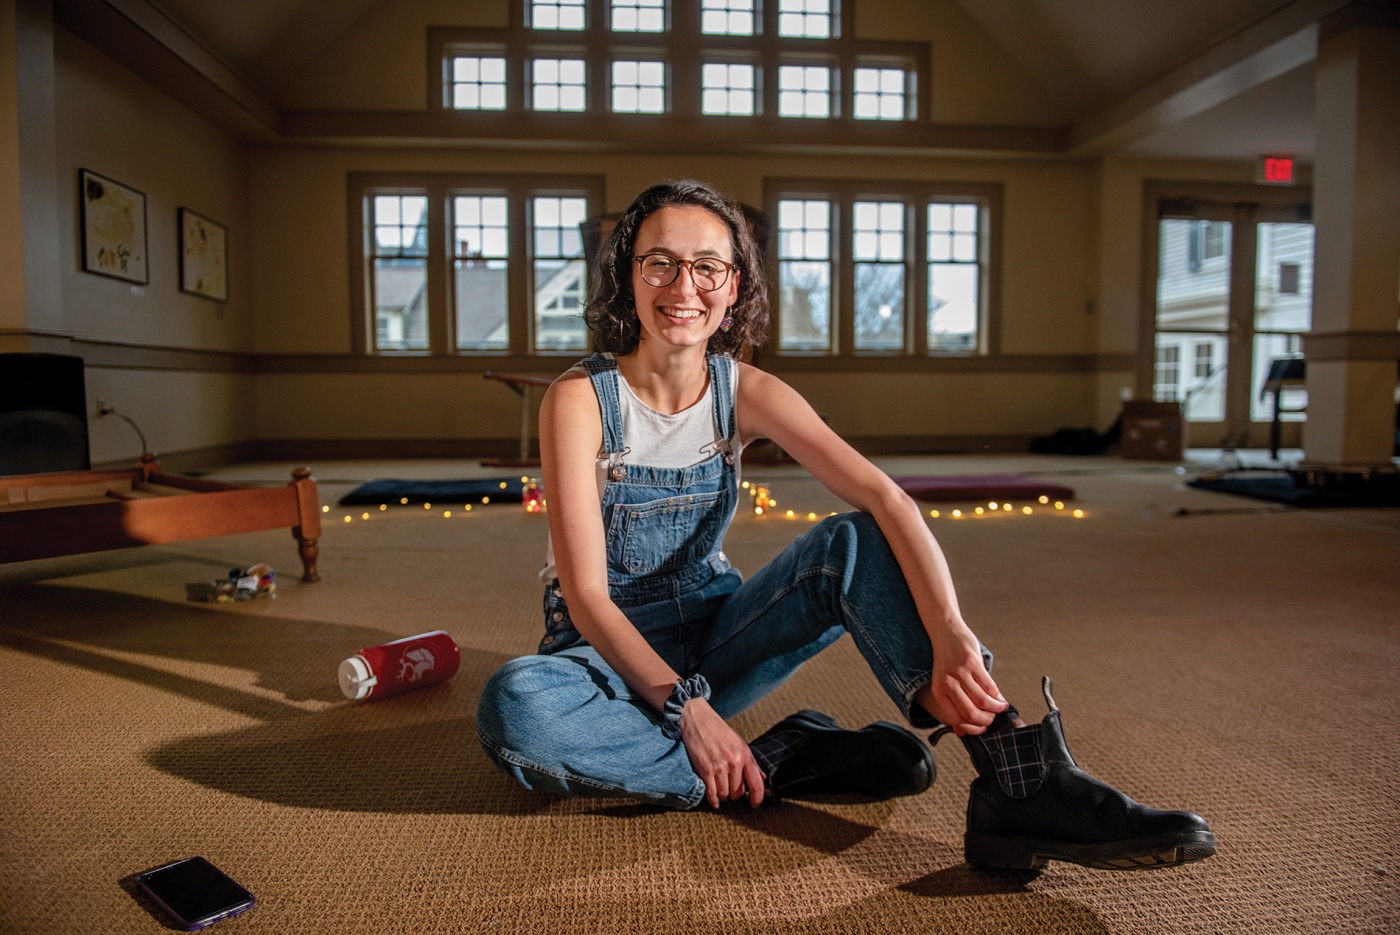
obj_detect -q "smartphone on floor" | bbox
[136,856,255,930]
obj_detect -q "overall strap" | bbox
[708,354,737,464]
[581,353,628,477]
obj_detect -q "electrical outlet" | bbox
[96,397,110,415]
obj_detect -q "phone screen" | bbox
[137,857,255,930]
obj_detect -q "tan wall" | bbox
[48,28,253,464]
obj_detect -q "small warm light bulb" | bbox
[808,512,817,521]
[1038,495,1049,504]
[930,510,940,518]
[754,507,763,515]
[482,496,490,504]
[785,510,795,518]
[769,499,778,508]
[444,510,452,518]
[379,504,387,511]
[424,502,432,510]
[401,497,409,505]
[465,504,472,511]
[1073,509,1085,518]
[520,476,529,483]
[1003,504,1013,512]
[1022,506,1033,515]
[988,501,999,510]
[499,482,508,490]
[321,505,330,513]
[741,481,751,489]
[343,515,352,523]
[361,512,369,520]
[975,507,984,515]
[1054,501,1065,510]
[952,509,962,518]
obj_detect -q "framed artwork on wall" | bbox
[179,208,228,302]
[79,168,148,284]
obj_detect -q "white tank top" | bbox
[540,357,742,585]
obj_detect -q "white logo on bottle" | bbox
[397,645,437,682]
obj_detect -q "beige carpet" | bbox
[1,454,1397,934]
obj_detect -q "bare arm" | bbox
[736,363,1008,734]
[540,372,764,805]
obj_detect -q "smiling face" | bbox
[630,205,740,352]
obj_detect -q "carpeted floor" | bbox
[1,454,1397,934]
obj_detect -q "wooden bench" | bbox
[0,454,321,581]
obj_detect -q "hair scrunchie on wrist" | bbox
[661,673,711,740]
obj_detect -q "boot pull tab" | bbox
[1042,676,1059,713]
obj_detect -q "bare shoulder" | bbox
[543,368,597,413]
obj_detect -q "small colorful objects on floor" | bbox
[207,563,276,602]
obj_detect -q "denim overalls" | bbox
[477,352,990,809]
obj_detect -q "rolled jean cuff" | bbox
[662,674,711,740]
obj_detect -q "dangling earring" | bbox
[720,308,734,333]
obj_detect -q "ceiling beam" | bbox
[1067,0,1350,157]
[51,0,281,142]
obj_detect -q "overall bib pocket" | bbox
[607,490,725,575]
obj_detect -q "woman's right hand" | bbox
[678,696,766,808]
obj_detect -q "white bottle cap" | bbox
[338,655,377,700]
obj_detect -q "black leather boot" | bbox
[943,678,1216,871]
[751,710,935,801]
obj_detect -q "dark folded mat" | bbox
[893,474,1074,503]
[338,477,531,505]
[1187,473,1400,508]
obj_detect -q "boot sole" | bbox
[774,710,936,800]
[965,830,1217,871]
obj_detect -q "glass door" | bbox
[1151,199,1312,450]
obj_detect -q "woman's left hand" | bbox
[678,696,766,808]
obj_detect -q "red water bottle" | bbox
[338,630,461,701]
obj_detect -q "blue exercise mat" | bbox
[338,477,532,505]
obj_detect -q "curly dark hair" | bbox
[584,179,769,356]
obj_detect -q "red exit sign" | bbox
[1258,156,1297,185]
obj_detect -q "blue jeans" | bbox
[476,512,993,809]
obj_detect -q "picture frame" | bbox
[79,168,148,284]
[179,207,228,302]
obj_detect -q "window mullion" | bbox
[911,199,928,355]
[835,195,853,356]
[426,186,452,355]
[508,192,532,356]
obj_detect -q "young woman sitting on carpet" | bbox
[477,179,1216,871]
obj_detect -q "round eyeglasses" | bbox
[634,254,736,292]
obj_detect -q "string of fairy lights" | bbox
[324,476,1087,524]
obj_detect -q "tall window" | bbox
[777,199,832,350]
[453,195,510,350]
[852,201,905,350]
[371,195,429,351]
[532,196,590,349]
[926,203,980,352]
[354,174,601,357]
[770,181,997,357]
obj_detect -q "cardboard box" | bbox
[1121,400,1184,460]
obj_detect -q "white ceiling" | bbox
[140,0,1321,160]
